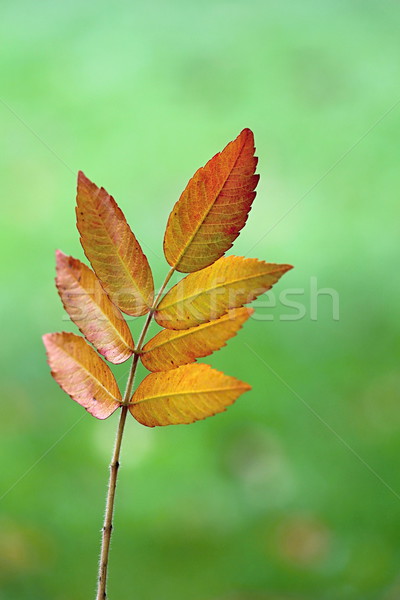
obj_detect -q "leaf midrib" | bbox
[131,385,248,405]
[159,265,285,311]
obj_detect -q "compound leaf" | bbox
[141,307,253,372]
[55,250,134,364]
[164,128,259,273]
[76,171,154,316]
[155,255,292,329]
[43,332,121,419]
[129,363,250,427]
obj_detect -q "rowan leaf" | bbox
[55,250,134,364]
[43,332,121,419]
[76,171,154,316]
[164,128,259,273]
[155,256,292,330]
[129,363,250,427]
[141,307,253,372]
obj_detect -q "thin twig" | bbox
[96,405,128,600]
[95,266,175,599]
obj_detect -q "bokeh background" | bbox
[1,1,400,599]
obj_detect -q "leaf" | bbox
[43,332,121,419]
[55,250,134,364]
[155,255,292,330]
[141,307,253,372]
[76,171,154,316]
[164,128,259,273]
[129,363,250,427]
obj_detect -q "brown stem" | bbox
[95,266,175,599]
[96,404,128,600]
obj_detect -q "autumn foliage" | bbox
[43,128,292,426]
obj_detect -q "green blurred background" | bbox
[1,1,399,599]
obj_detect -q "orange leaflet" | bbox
[76,172,154,316]
[155,256,292,330]
[129,363,251,427]
[164,129,259,273]
[141,307,253,372]
[55,251,134,364]
[42,332,121,419]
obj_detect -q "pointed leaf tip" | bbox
[43,332,121,419]
[76,172,154,316]
[163,129,259,273]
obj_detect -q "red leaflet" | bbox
[56,251,134,364]
[164,128,259,273]
[43,332,121,419]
